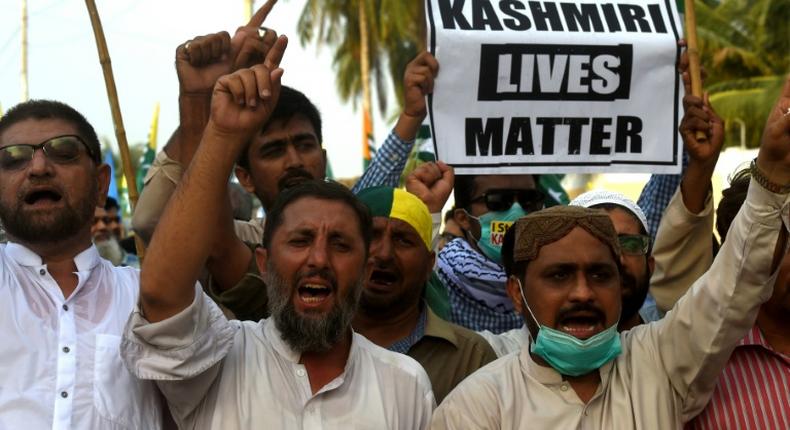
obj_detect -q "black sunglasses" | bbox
[470,189,546,212]
[0,135,93,171]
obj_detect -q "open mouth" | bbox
[24,189,63,206]
[558,314,604,339]
[367,268,400,288]
[297,283,332,305]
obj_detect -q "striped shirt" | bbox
[687,325,790,429]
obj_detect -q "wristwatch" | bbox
[750,158,790,194]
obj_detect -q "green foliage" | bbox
[296,0,421,114]
[695,0,789,148]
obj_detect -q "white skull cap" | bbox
[569,190,649,234]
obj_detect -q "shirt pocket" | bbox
[93,333,160,429]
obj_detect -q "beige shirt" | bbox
[132,151,264,244]
[649,186,714,313]
[122,288,435,429]
[431,181,788,429]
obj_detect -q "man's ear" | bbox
[453,207,474,230]
[255,246,268,277]
[235,166,256,194]
[96,163,111,208]
[506,276,524,314]
[647,255,655,277]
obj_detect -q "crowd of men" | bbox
[0,1,788,429]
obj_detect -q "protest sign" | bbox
[426,0,684,174]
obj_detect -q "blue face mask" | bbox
[472,203,527,265]
[516,278,622,376]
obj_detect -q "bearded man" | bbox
[122,44,434,429]
[0,100,163,429]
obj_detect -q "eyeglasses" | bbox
[618,234,651,256]
[470,189,546,212]
[0,135,93,171]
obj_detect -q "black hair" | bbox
[716,168,751,243]
[104,196,119,211]
[0,99,101,164]
[237,86,322,169]
[262,180,372,253]
[501,225,526,279]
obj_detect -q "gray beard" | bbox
[95,236,124,266]
[265,263,362,354]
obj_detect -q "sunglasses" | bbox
[470,189,546,212]
[0,135,93,171]
[618,234,651,256]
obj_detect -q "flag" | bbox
[538,175,570,207]
[136,102,159,192]
[119,174,130,217]
[104,150,119,201]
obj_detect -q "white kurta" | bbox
[122,288,436,429]
[0,243,162,430]
[431,181,789,429]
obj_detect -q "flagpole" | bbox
[21,0,29,101]
[684,0,707,143]
[84,0,145,259]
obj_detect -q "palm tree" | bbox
[297,0,422,167]
[695,0,789,147]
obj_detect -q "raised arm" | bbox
[139,37,288,323]
[353,52,440,192]
[132,0,280,242]
[643,75,790,420]
[649,80,725,312]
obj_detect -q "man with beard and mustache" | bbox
[432,153,789,429]
[92,198,139,268]
[122,49,434,429]
[352,185,497,403]
[0,100,164,428]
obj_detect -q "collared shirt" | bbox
[122,287,435,429]
[406,307,497,403]
[687,325,790,429]
[431,181,788,429]
[388,307,428,354]
[0,243,162,430]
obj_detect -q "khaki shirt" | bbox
[431,182,788,429]
[411,308,497,403]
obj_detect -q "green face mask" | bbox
[472,203,527,265]
[516,278,622,376]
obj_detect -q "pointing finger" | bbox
[247,0,278,27]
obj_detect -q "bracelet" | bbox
[750,158,790,194]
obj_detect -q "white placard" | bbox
[426,0,684,174]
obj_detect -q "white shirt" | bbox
[122,288,436,429]
[431,182,789,429]
[476,326,530,357]
[0,243,162,430]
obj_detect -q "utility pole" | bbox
[21,0,29,101]
[243,0,253,21]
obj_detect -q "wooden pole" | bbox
[84,0,146,259]
[21,0,29,101]
[359,0,374,169]
[684,0,708,142]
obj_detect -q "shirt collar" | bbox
[423,306,459,348]
[738,325,790,362]
[4,242,101,272]
[264,317,359,367]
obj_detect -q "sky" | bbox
[0,0,393,179]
